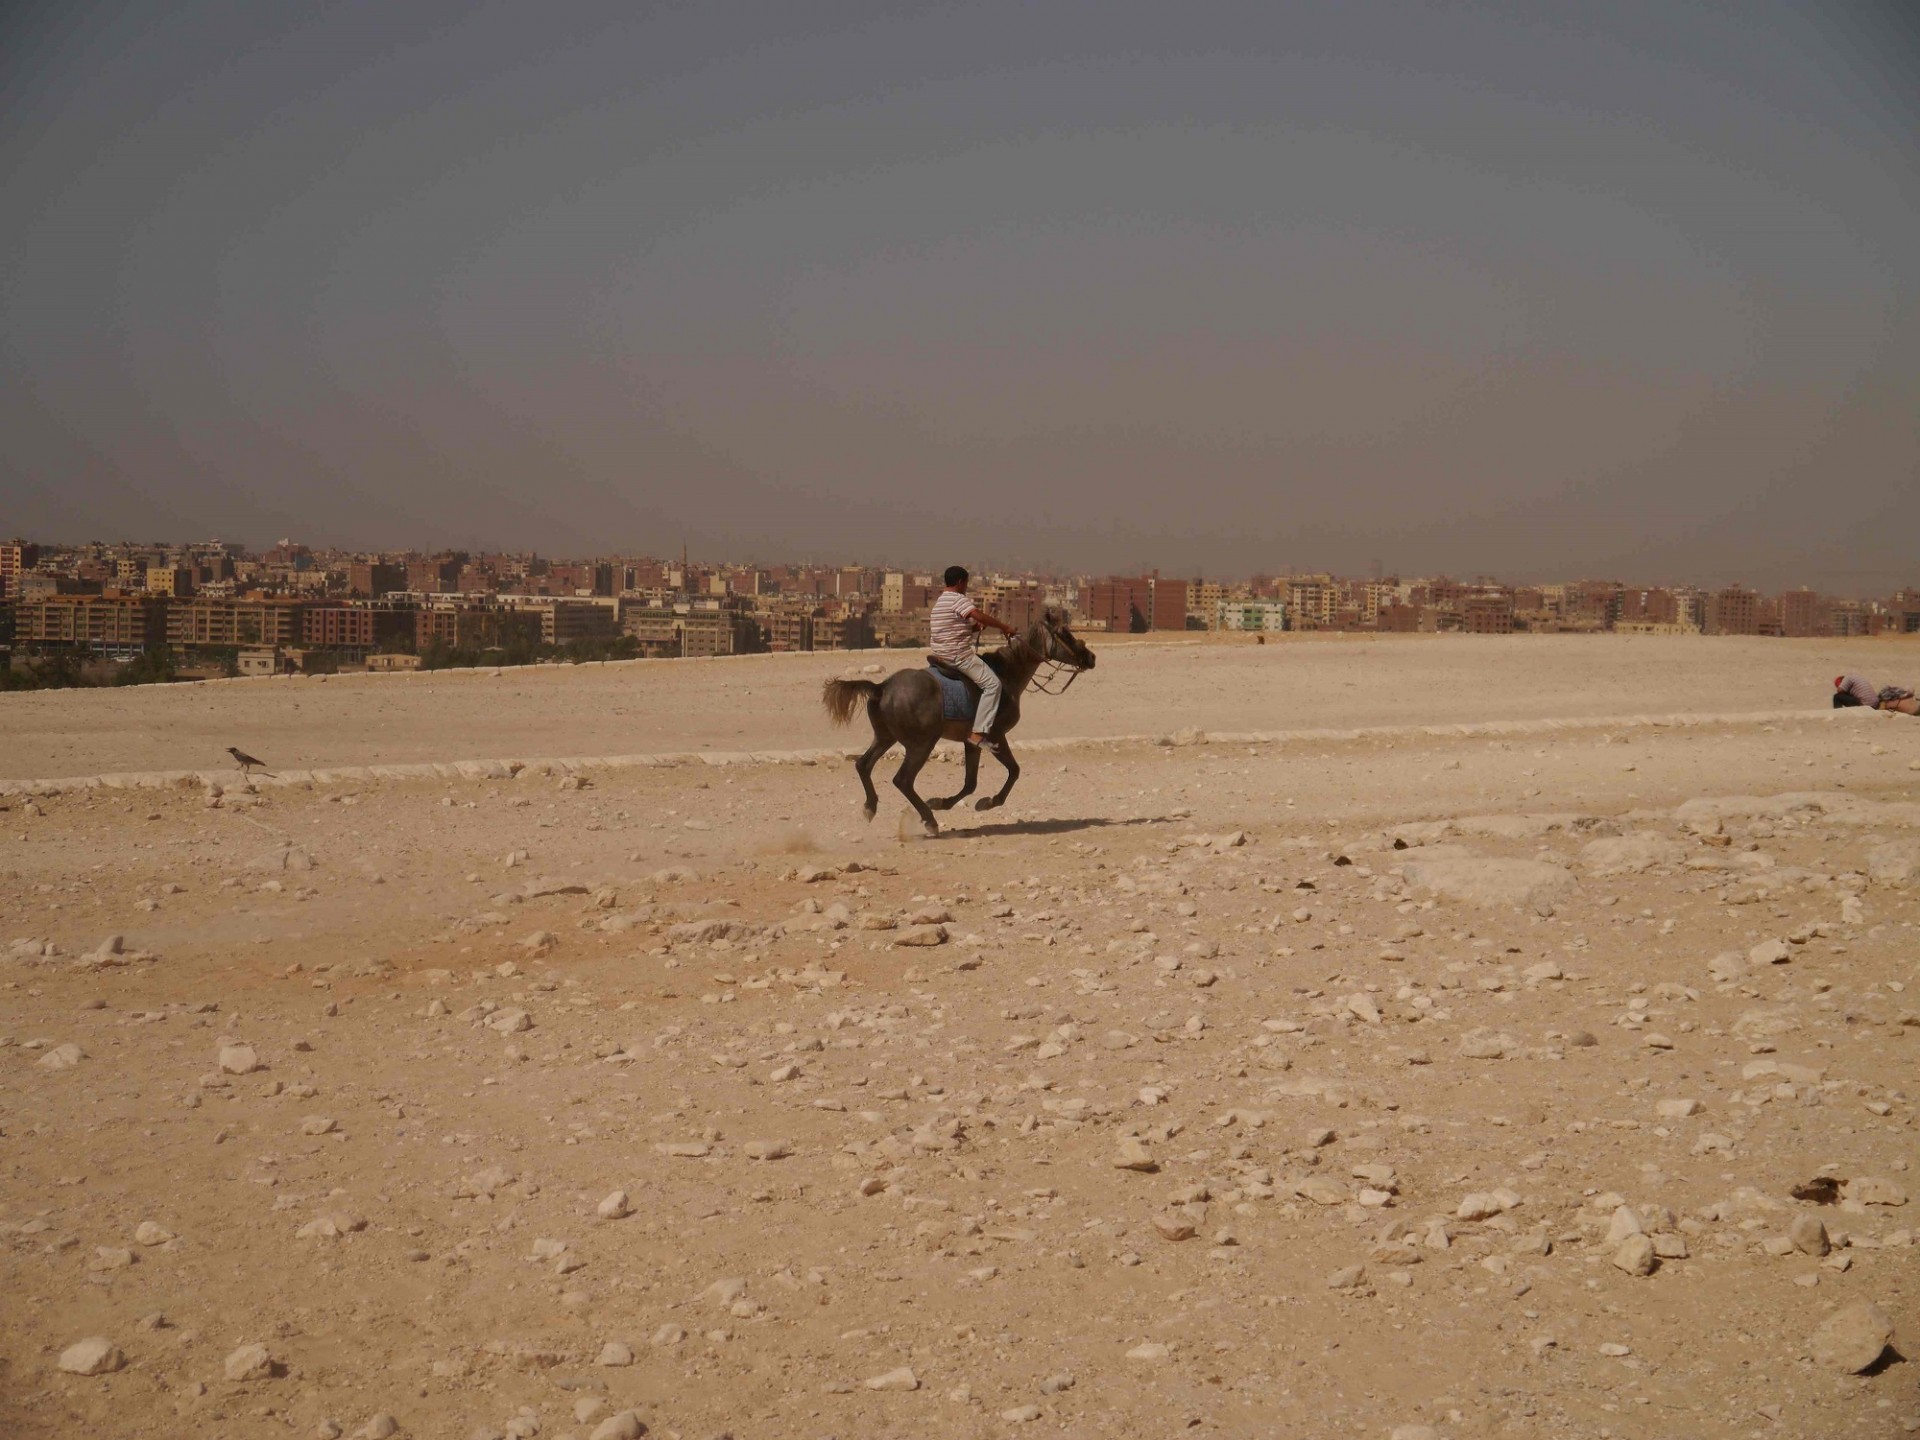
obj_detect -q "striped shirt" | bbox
[1837,675,1881,708]
[930,590,982,663]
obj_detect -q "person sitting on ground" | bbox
[1833,674,1919,714]
[929,565,1017,746]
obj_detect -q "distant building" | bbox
[15,595,168,652]
[145,565,194,597]
[348,561,407,598]
[1706,585,1762,636]
[1215,598,1287,632]
[168,598,305,650]
[0,540,37,599]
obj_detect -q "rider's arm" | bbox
[969,607,1017,636]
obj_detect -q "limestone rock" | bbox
[1398,854,1573,913]
[1845,1176,1907,1207]
[589,1413,645,1440]
[864,1366,919,1391]
[224,1342,275,1381]
[1611,1235,1656,1276]
[58,1337,125,1375]
[37,1042,85,1071]
[1809,1302,1896,1373]
[1789,1214,1830,1256]
[1112,1137,1158,1172]
[1580,833,1682,875]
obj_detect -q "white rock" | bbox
[1809,1301,1896,1373]
[134,1221,174,1246]
[595,1341,634,1367]
[596,1190,631,1219]
[37,1042,85,1070]
[58,1337,124,1375]
[223,1342,274,1381]
[1580,832,1683,875]
[864,1366,919,1391]
[218,1045,262,1075]
[1611,1235,1656,1276]
[589,1412,645,1440]
[1845,1176,1907,1207]
[1112,1137,1158,1172]
[1398,854,1573,913]
[1126,1342,1170,1361]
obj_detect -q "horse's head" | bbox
[1036,607,1095,671]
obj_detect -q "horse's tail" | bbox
[821,678,881,726]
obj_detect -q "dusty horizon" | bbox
[5,2,1918,587]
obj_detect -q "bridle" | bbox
[1021,623,1089,696]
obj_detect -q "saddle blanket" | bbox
[930,665,975,722]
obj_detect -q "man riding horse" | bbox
[821,582,1095,835]
[930,565,1017,746]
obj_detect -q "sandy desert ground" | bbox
[2,634,1917,1440]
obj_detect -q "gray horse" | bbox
[821,609,1096,835]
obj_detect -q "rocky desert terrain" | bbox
[1,634,1915,1440]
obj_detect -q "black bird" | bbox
[227,746,272,777]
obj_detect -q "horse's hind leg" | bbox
[928,743,980,811]
[891,734,942,836]
[854,726,893,822]
[976,738,1020,811]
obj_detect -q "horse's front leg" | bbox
[975,738,1020,811]
[927,743,980,810]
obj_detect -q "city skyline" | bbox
[4,3,1917,588]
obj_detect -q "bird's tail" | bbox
[821,678,880,726]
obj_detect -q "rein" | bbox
[992,627,1087,696]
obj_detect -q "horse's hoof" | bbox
[974,797,999,812]
[861,805,876,823]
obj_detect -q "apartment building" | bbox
[15,595,168,651]
[167,598,306,649]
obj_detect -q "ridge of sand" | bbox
[0,704,1879,797]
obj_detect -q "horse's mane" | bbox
[983,622,1046,678]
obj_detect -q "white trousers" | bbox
[950,653,1002,736]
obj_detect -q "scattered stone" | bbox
[1611,1235,1656,1276]
[37,1042,84,1071]
[218,1045,262,1075]
[892,924,947,948]
[1112,1137,1158,1172]
[596,1341,634,1367]
[58,1337,124,1375]
[864,1366,919,1392]
[589,1412,644,1440]
[1790,1214,1830,1256]
[224,1342,275,1382]
[1809,1301,1896,1373]
[597,1190,632,1219]
[133,1221,173,1246]
[1845,1176,1907,1207]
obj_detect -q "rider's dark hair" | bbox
[944,565,969,587]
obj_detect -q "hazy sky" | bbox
[3,2,1916,588]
